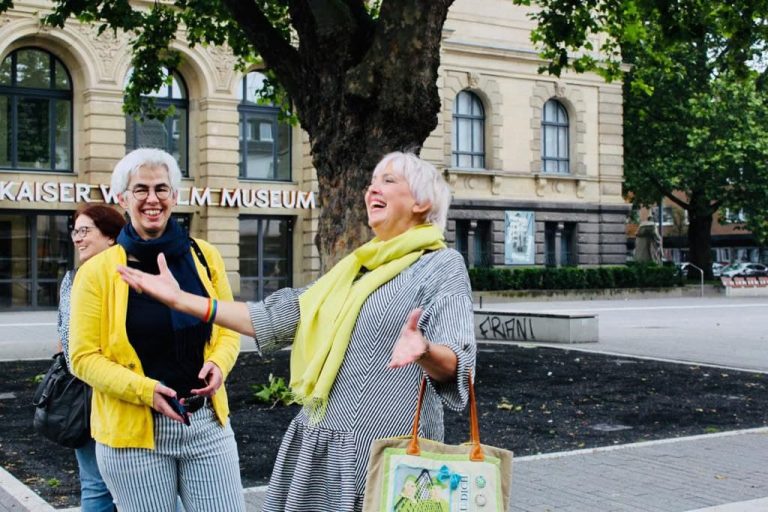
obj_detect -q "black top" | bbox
[125,259,205,397]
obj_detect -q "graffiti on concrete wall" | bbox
[477,314,536,341]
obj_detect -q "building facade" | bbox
[0,0,627,309]
[628,201,767,265]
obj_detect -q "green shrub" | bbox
[470,264,681,291]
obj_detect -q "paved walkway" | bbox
[509,428,768,512]
[3,428,767,511]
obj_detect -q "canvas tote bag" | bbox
[363,374,513,511]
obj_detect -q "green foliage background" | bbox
[513,0,768,272]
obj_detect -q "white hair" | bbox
[372,152,451,231]
[110,148,182,194]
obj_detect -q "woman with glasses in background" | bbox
[69,148,245,512]
[58,204,125,511]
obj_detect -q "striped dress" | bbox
[247,248,476,512]
[57,270,74,370]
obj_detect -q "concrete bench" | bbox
[721,276,768,296]
[474,309,598,344]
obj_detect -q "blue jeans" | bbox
[75,439,115,512]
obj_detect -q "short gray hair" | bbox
[372,152,451,232]
[110,148,182,195]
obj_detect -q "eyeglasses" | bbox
[128,185,172,201]
[71,226,95,240]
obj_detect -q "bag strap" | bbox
[406,370,484,461]
[189,238,211,280]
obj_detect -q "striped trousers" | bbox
[96,405,245,512]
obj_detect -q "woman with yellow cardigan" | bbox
[70,148,245,512]
[118,151,477,511]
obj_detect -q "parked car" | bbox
[677,262,724,277]
[720,262,768,278]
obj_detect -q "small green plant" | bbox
[31,373,44,384]
[46,478,60,488]
[252,374,295,408]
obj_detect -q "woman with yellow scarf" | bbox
[118,152,477,511]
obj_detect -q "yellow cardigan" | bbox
[69,239,240,449]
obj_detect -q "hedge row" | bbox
[469,264,682,291]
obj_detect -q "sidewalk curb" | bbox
[0,466,54,511]
[478,339,768,375]
[686,498,768,512]
[514,425,768,462]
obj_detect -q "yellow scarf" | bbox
[292,224,446,423]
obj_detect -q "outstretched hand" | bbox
[117,253,180,307]
[388,308,430,369]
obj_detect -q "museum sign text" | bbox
[0,181,316,209]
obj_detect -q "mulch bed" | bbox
[1,345,767,508]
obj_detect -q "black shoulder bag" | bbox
[33,268,91,448]
[32,351,91,448]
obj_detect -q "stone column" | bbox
[195,97,241,293]
[467,220,478,267]
[555,222,564,267]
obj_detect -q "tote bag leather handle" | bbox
[406,371,484,461]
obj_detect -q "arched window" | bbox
[541,99,569,174]
[125,69,189,175]
[237,71,291,181]
[0,48,72,171]
[452,90,485,169]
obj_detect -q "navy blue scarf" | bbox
[117,218,211,353]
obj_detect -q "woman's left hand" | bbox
[389,308,459,382]
[388,309,430,368]
[191,361,223,397]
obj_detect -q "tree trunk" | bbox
[294,2,452,269]
[687,207,714,280]
[225,0,454,268]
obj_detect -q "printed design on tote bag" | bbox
[392,466,453,511]
[384,455,499,512]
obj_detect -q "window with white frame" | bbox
[0,48,72,172]
[238,71,291,181]
[125,69,189,176]
[452,91,485,169]
[238,216,293,301]
[541,99,569,174]
[722,208,747,224]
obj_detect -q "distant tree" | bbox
[1,0,456,266]
[513,0,768,276]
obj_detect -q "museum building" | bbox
[0,0,628,309]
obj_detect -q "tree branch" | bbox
[220,0,302,97]
[345,0,452,101]
[648,175,690,210]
